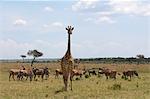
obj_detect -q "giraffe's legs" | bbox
[63,75,68,91]
[70,76,73,91]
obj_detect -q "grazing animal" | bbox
[72,69,86,79]
[61,26,74,91]
[32,67,49,81]
[122,70,139,80]
[98,68,104,75]
[98,68,117,79]
[9,69,21,81]
[17,69,33,81]
[44,67,49,80]
[55,69,63,78]
[21,65,25,70]
[108,70,117,79]
[88,69,97,76]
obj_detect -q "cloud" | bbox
[72,0,116,24]
[0,39,66,59]
[0,39,148,59]
[13,19,27,26]
[73,0,150,25]
[97,16,115,24]
[43,24,50,28]
[72,40,131,57]
[72,0,99,11]
[42,22,64,33]
[44,6,54,12]
[0,39,33,59]
[51,22,63,27]
[84,16,115,24]
[72,0,150,16]
[73,40,148,58]
[84,17,94,22]
[108,0,150,16]
[43,22,63,28]
[96,11,115,16]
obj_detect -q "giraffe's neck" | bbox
[67,34,71,54]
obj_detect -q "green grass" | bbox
[0,62,150,99]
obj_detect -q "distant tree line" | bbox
[79,57,150,64]
[1,57,150,64]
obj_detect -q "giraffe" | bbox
[61,26,74,91]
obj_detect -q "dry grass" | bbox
[0,62,150,99]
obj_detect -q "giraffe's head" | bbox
[66,26,74,35]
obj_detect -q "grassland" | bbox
[0,62,150,99]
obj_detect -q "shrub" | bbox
[109,83,121,90]
[136,82,139,88]
[45,94,48,98]
[85,74,89,78]
[75,78,80,80]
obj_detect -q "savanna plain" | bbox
[0,62,150,99]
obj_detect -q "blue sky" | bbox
[0,0,149,59]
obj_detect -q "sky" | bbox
[0,0,150,59]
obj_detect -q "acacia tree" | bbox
[20,55,26,63]
[136,54,145,64]
[27,50,43,67]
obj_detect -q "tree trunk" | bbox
[31,57,35,67]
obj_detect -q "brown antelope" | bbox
[98,68,117,79]
[122,70,139,80]
[17,69,33,81]
[32,67,49,81]
[55,69,63,78]
[71,69,86,79]
[9,69,20,81]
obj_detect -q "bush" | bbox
[109,83,121,90]
[75,78,80,80]
[85,74,90,78]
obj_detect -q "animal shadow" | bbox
[54,88,64,94]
